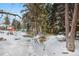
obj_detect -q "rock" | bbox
[15,38,19,40]
[0,38,3,40]
[56,35,66,42]
[22,34,33,38]
[9,32,14,35]
[7,32,14,35]
[22,35,27,37]
[0,37,6,41]
[62,52,69,54]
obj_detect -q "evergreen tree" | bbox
[4,15,10,25]
[12,18,21,30]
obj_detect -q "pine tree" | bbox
[4,15,10,25]
[12,18,21,30]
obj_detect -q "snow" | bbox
[0,30,78,56]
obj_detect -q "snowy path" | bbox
[0,30,78,56]
[0,31,36,56]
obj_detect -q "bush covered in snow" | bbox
[56,35,66,42]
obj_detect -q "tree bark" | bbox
[65,3,69,48]
[67,4,78,52]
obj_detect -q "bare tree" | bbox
[0,10,21,18]
[67,4,78,52]
[65,4,69,49]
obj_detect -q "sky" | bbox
[0,3,24,22]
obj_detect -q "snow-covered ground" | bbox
[0,30,78,56]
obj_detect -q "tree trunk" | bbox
[67,4,78,52]
[34,14,39,36]
[65,3,69,48]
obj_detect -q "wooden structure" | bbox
[7,26,16,32]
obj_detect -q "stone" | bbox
[0,37,6,41]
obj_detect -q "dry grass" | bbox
[38,35,46,44]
